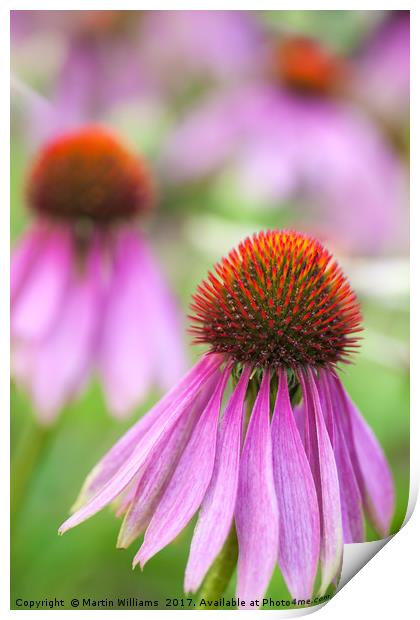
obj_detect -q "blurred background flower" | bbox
[12,126,185,423]
[11,9,409,610]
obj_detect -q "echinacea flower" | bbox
[59,230,394,606]
[163,33,407,254]
[11,10,262,138]
[11,126,185,423]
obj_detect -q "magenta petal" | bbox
[324,372,364,543]
[12,225,73,341]
[73,354,222,510]
[272,370,320,600]
[235,371,278,608]
[134,366,231,568]
[184,365,251,593]
[117,373,219,547]
[59,355,222,534]
[98,230,156,417]
[11,225,45,303]
[133,236,186,389]
[344,386,395,537]
[334,417,365,543]
[301,370,343,595]
[27,242,101,422]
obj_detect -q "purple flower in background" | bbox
[11,126,185,423]
[353,11,409,132]
[163,34,407,255]
[60,230,394,606]
[11,10,261,135]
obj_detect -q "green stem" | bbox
[196,525,238,605]
[11,422,54,528]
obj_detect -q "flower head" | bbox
[11,126,185,422]
[273,36,344,95]
[60,230,394,607]
[191,230,361,368]
[163,27,407,255]
[27,126,154,221]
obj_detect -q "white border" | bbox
[4,2,417,618]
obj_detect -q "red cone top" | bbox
[27,126,154,222]
[190,230,362,369]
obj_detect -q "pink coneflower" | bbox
[11,126,185,422]
[163,33,407,254]
[11,10,261,138]
[59,230,394,606]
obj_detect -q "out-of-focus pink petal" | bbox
[11,225,45,303]
[140,11,263,91]
[272,370,320,600]
[184,365,251,593]
[132,235,186,390]
[12,224,73,341]
[117,372,219,548]
[26,241,102,423]
[59,355,222,534]
[300,369,342,596]
[235,371,278,608]
[98,230,155,417]
[73,353,222,510]
[354,11,409,126]
[332,376,395,538]
[134,366,231,568]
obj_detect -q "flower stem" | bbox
[11,421,54,529]
[196,525,238,605]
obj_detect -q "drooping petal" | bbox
[324,371,364,543]
[235,371,278,608]
[132,235,186,389]
[272,369,320,600]
[12,224,73,341]
[134,366,231,568]
[350,403,395,537]
[117,372,219,547]
[98,230,156,417]
[184,365,251,593]
[59,355,222,534]
[334,418,365,543]
[331,375,395,538]
[26,240,102,423]
[72,353,222,510]
[11,224,45,303]
[300,369,342,596]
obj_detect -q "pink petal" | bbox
[133,235,186,390]
[235,371,279,608]
[324,372,364,543]
[11,224,45,303]
[334,376,395,538]
[26,242,102,423]
[59,354,222,534]
[12,225,73,341]
[98,230,156,417]
[134,366,231,568]
[184,365,251,592]
[300,369,343,595]
[117,372,219,548]
[73,353,222,510]
[272,370,320,600]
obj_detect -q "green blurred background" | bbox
[11,9,409,611]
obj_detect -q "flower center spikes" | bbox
[27,126,154,222]
[190,230,362,369]
[274,36,344,95]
